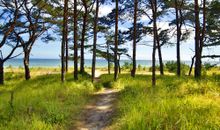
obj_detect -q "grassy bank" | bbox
[0,71,94,129]
[100,74,220,130]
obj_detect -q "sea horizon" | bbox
[4,58,196,68]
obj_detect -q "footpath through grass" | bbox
[100,74,220,130]
[0,72,95,130]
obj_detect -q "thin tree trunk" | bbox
[61,0,68,82]
[0,61,4,85]
[65,33,68,72]
[92,0,99,82]
[24,51,30,80]
[189,56,195,76]
[157,41,164,75]
[107,43,110,75]
[65,1,69,72]
[114,0,119,81]
[194,0,201,78]
[175,0,181,76]
[74,0,78,80]
[118,55,121,74]
[80,1,88,74]
[131,0,138,77]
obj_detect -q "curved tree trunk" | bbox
[0,61,4,85]
[24,51,31,80]
[92,0,99,82]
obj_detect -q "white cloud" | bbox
[99,5,113,17]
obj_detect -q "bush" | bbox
[165,61,189,75]
[122,62,132,70]
[149,65,160,72]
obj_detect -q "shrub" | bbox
[165,61,189,75]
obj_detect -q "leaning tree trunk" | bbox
[155,29,164,75]
[114,0,119,81]
[0,61,4,85]
[74,0,78,80]
[131,0,138,77]
[92,0,99,82]
[194,0,201,78]
[80,1,88,74]
[24,51,31,80]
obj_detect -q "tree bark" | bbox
[114,0,119,81]
[151,0,157,86]
[156,40,164,75]
[107,43,111,75]
[65,1,69,73]
[118,56,121,74]
[65,29,69,72]
[80,1,88,74]
[61,0,68,82]
[194,0,201,78]
[24,51,30,80]
[92,0,99,82]
[131,0,138,77]
[74,0,78,80]
[0,61,4,85]
[175,0,181,76]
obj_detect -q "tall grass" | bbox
[0,73,94,130]
[104,74,220,130]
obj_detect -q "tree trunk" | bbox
[131,0,138,77]
[0,61,4,85]
[194,0,201,78]
[175,0,181,76]
[118,56,121,74]
[74,0,78,80]
[61,0,68,82]
[65,33,68,72]
[114,0,119,81]
[24,52,31,80]
[157,42,164,75]
[107,43,111,75]
[92,0,99,82]
[80,1,88,74]
[65,1,69,73]
[189,56,195,76]
[151,0,157,86]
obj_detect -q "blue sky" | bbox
[1,4,220,62]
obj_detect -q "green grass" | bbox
[0,72,94,130]
[101,74,220,130]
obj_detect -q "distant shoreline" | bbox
[4,58,217,68]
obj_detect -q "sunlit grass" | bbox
[0,70,94,129]
[103,74,220,130]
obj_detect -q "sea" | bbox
[4,59,193,68]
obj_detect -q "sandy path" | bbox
[75,88,118,130]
